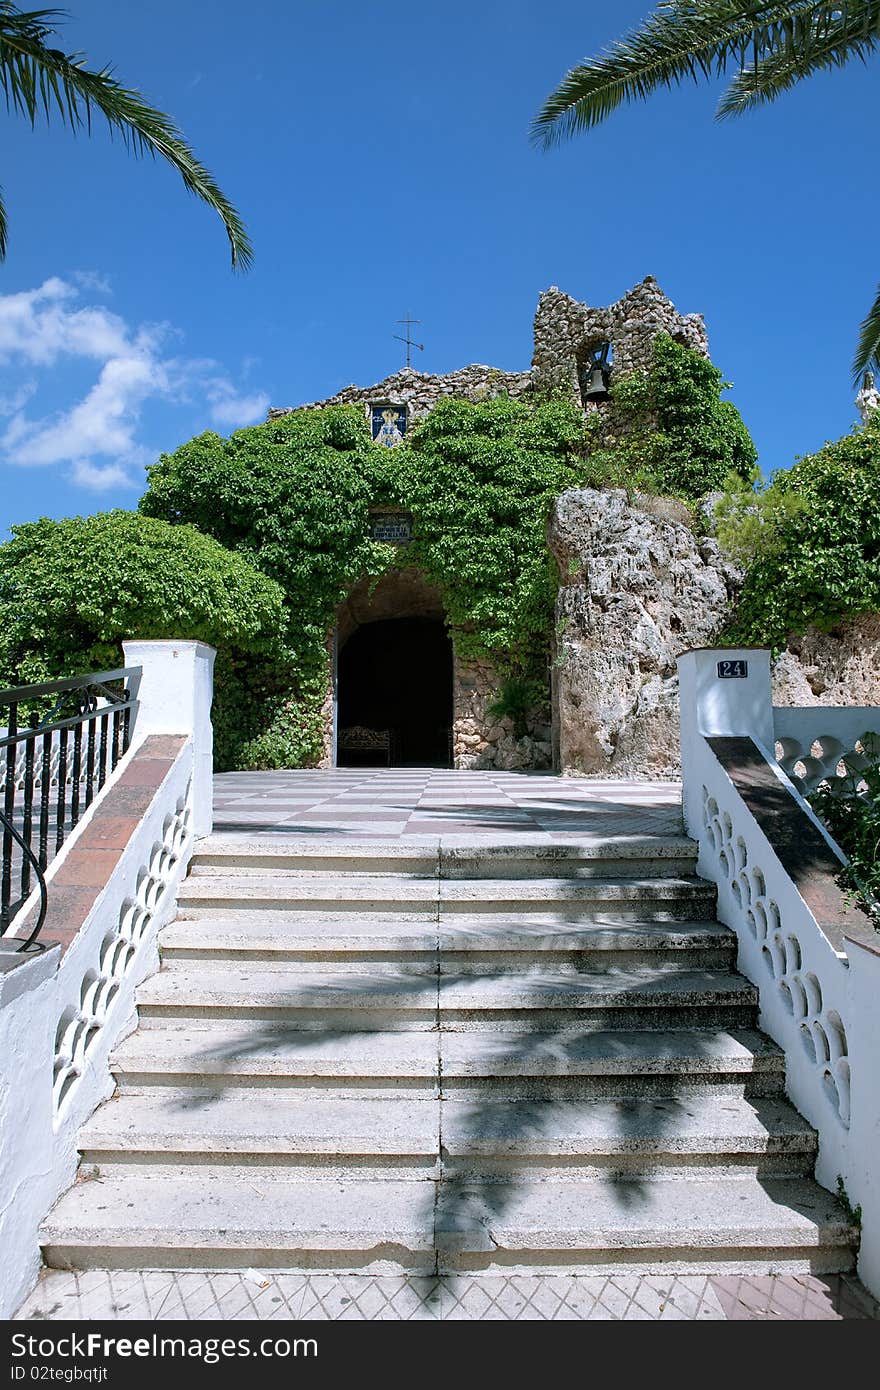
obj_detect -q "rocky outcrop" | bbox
[549,489,740,778]
[773,616,880,707]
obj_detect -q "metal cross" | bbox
[393,313,424,369]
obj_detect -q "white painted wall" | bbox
[124,639,215,836]
[0,947,60,1319]
[0,641,215,1317]
[678,647,880,1298]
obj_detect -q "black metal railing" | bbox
[0,668,140,952]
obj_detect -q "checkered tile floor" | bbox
[213,768,685,840]
[16,1270,879,1321]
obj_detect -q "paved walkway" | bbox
[16,1269,880,1321]
[15,770,879,1323]
[213,768,684,840]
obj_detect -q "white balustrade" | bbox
[679,648,880,1297]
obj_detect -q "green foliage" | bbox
[591,334,756,500]
[811,735,880,929]
[139,396,591,765]
[836,1176,863,1229]
[0,511,287,771]
[720,415,880,648]
[0,353,757,772]
[0,510,284,681]
[394,395,589,678]
[486,676,542,740]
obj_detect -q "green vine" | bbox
[0,336,755,770]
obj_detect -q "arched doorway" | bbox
[337,616,453,767]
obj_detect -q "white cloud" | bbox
[0,381,37,416]
[207,383,270,428]
[71,270,113,296]
[0,276,269,491]
[70,460,139,492]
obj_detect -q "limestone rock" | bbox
[548,488,739,777]
[773,616,880,707]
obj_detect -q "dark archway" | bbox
[337,617,453,767]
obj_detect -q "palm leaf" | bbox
[532,2,880,146]
[0,3,252,268]
[853,284,880,384]
[0,182,7,258]
[718,3,880,113]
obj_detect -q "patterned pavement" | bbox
[212,768,685,840]
[16,1269,880,1321]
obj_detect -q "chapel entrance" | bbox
[337,616,453,767]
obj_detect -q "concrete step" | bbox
[176,875,716,919]
[134,964,757,1032]
[109,1023,784,1099]
[438,879,716,916]
[439,1094,817,1176]
[434,1176,857,1275]
[78,1090,815,1178]
[190,835,699,881]
[80,1091,440,1171]
[158,916,735,971]
[40,1172,856,1275]
[111,1024,441,1093]
[41,1176,438,1273]
[439,1028,786,1098]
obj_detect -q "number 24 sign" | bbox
[717,659,748,679]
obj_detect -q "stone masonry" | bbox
[267,280,879,777]
[531,276,709,409]
[269,363,532,424]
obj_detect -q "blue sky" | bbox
[0,0,876,537]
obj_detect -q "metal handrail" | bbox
[0,667,133,705]
[0,666,140,949]
[0,809,47,953]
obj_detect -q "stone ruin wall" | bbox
[271,280,880,777]
[531,275,709,425]
[269,363,532,424]
[452,656,552,772]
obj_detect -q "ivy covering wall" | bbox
[0,336,755,770]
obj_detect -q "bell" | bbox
[583,363,609,402]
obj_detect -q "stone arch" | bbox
[330,567,453,768]
[322,565,553,772]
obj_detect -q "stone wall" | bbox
[452,656,552,772]
[548,488,740,779]
[531,276,709,410]
[270,363,532,424]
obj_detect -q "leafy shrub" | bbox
[811,735,880,926]
[588,333,756,501]
[718,415,880,648]
[0,511,288,771]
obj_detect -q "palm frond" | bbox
[853,284,880,385]
[0,3,252,269]
[532,2,880,146]
[718,3,880,114]
[0,182,7,258]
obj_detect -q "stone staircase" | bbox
[41,836,858,1276]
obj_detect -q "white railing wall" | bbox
[679,648,880,1298]
[0,640,215,1319]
